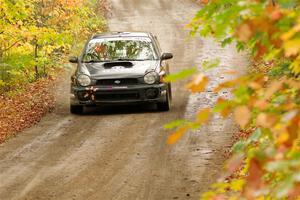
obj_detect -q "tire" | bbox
[157,89,171,111]
[70,105,84,114]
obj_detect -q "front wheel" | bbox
[70,105,84,114]
[157,90,171,112]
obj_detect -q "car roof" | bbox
[91,31,153,39]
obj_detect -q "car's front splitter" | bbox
[70,83,168,106]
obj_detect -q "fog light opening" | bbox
[145,88,159,99]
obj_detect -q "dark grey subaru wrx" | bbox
[69,32,173,114]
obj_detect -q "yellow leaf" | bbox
[277,131,289,144]
[167,127,187,145]
[186,74,209,93]
[196,108,211,124]
[290,57,300,74]
[284,39,300,57]
[281,24,300,41]
[234,106,251,128]
[230,179,245,192]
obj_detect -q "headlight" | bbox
[144,71,158,84]
[77,74,91,86]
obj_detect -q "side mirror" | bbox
[161,53,173,60]
[69,56,78,63]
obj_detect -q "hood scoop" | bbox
[103,61,133,69]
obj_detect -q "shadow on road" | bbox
[83,103,160,115]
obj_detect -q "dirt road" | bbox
[0,0,248,199]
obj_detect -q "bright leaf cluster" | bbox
[167,0,300,199]
[0,0,106,93]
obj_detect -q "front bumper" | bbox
[70,83,168,106]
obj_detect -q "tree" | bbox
[166,0,300,198]
[0,0,107,92]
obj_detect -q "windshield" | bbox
[82,37,157,62]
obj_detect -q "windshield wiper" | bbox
[115,58,152,61]
[115,58,132,61]
[83,60,102,63]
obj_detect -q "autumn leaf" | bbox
[213,78,242,93]
[196,108,211,124]
[200,0,209,4]
[167,127,188,145]
[221,69,238,75]
[255,42,268,59]
[264,80,283,100]
[281,24,300,41]
[164,68,197,82]
[244,159,265,199]
[164,119,187,130]
[248,81,262,90]
[283,39,300,57]
[256,113,278,128]
[191,1,300,199]
[277,131,289,145]
[214,98,232,118]
[234,106,251,128]
[226,153,244,173]
[253,99,268,110]
[270,9,283,21]
[186,74,209,93]
[230,179,245,192]
[236,23,253,42]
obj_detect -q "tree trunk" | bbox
[34,39,39,80]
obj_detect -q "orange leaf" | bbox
[248,81,262,90]
[196,108,211,124]
[253,99,268,110]
[270,9,283,21]
[264,80,283,100]
[255,42,267,59]
[200,0,209,4]
[216,98,232,118]
[277,131,289,145]
[186,74,209,93]
[256,113,278,128]
[167,127,187,145]
[213,78,242,92]
[234,106,251,128]
[221,69,238,75]
[244,159,265,199]
[236,23,253,42]
[227,153,244,173]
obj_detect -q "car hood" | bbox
[79,60,160,79]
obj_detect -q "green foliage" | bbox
[168,0,300,199]
[193,0,300,199]
[0,0,107,93]
[164,68,197,82]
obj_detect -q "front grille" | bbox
[95,91,140,101]
[77,91,90,101]
[96,78,138,86]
